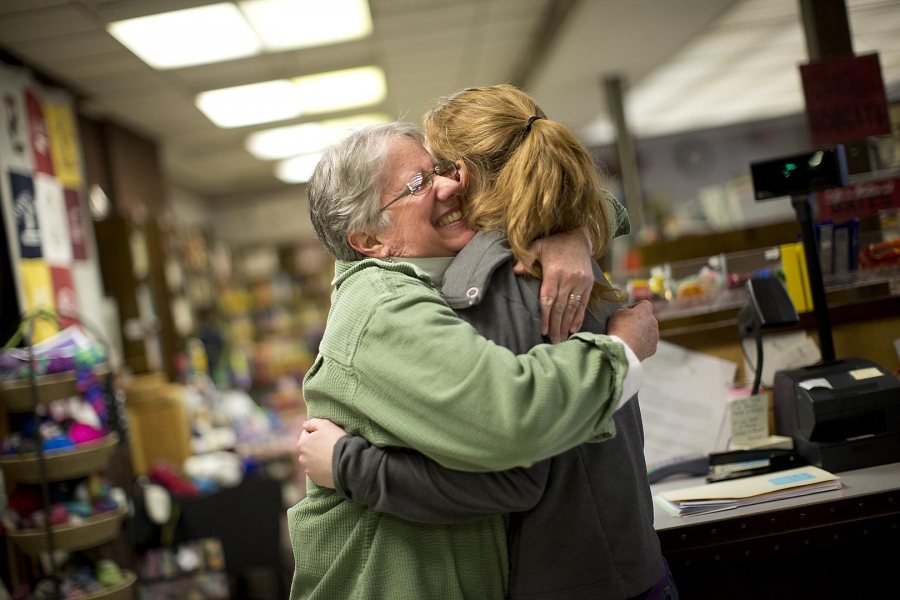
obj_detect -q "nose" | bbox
[432,171,462,202]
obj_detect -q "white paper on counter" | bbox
[639,341,737,468]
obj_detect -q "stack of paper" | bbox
[640,341,737,468]
[655,466,841,517]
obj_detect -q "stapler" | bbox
[647,455,710,484]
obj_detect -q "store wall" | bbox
[80,115,180,377]
[596,113,811,235]
[168,185,210,230]
[209,187,316,247]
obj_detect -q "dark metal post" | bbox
[603,76,644,232]
[790,193,836,362]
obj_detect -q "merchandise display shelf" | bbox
[0,433,119,483]
[7,507,126,557]
[0,364,110,412]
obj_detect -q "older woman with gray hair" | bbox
[288,121,656,599]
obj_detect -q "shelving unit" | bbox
[228,241,332,412]
[613,242,900,325]
[0,356,136,598]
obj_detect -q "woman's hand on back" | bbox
[513,228,594,343]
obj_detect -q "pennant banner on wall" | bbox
[50,265,79,328]
[24,89,54,176]
[65,188,88,260]
[19,258,59,339]
[8,171,41,259]
[0,63,103,343]
[0,67,34,173]
[34,172,71,266]
[44,98,82,188]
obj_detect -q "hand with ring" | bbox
[514,229,594,343]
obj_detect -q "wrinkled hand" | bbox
[296,418,347,489]
[607,300,659,361]
[513,228,594,343]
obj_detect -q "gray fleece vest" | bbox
[443,230,665,600]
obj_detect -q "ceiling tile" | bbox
[0,5,98,44]
[0,1,69,15]
[85,0,217,23]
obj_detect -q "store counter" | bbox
[652,461,900,598]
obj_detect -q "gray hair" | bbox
[307,122,426,260]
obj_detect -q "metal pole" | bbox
[603,76,644,232]
[791,194,836,362]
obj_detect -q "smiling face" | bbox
[355,135,474,259]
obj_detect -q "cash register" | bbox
[751,147,900,472]
[773,359,900,471]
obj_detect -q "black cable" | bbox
[751,327,764,396]
[740,336,756,375]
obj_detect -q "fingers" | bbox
[542,289,590,343]
[512,260,526,275]
[539,286,556,339]
[513,242,538,276]
[567,292,589,335]
[548,296,566,344]
[561,291,588,337]
[546,290,573,344]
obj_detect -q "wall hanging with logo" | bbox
[0,62,104,342]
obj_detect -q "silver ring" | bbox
[568,293,583,303]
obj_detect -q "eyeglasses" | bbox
[380,160,458,212]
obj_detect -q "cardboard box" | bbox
[123,373,192,475]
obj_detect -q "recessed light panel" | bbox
[276,153,323,184]
[198,66,387,129]
[246,113,391,160]
[239,0,373,50]
[196,80,302,128]
[108,3,262,69]
[292,66,387,115]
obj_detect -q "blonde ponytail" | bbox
[424,84,619,303]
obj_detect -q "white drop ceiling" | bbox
[0,0,897,200]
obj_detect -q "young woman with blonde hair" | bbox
[425,84,630,339]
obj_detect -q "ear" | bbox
[348,230,389,258]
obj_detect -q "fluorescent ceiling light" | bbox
[292,66,387,114]
[246,113,391,160]
[239,0,373,50]
[197,66,387,129]
[108,3,261,69]
[276,153,323,184]
[196,80,302,128]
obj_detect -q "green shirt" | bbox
[288,258,626,600]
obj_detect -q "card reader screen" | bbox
[751,147,848,200]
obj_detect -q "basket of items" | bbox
[0,432,120,483]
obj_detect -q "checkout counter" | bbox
[650,148,900,598]
[652,462,900,599]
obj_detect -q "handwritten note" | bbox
[729,393,769,446]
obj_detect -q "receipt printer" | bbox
[774,358,900,472]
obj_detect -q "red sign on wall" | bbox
[816,177,900,220]
[800,54,891,146]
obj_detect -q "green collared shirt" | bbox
[288,257,626,599]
